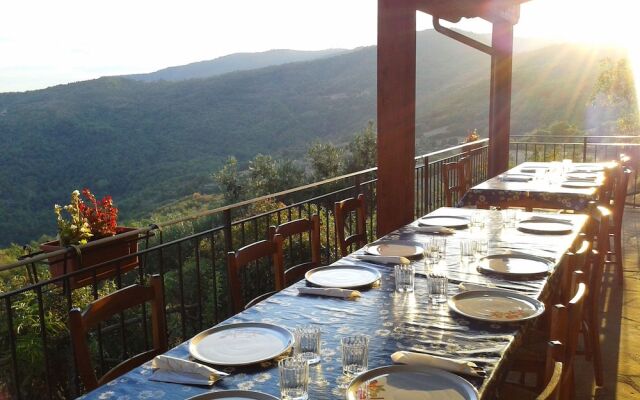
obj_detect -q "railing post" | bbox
[423,156,430,213]
[223,209,233,255]
[582,137,588,162]
[354,174,361,197]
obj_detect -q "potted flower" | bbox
[40,189,139,288]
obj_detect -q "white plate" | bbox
[189,323,294,366]
[365,241,424,257]
[561,181,600,188]
[517,219,574,234]
[477,253,553,277]
[419,215,470,228]
[187,391,278,400]
[449,290,545,323]
[305,264,381,288]
[346,365,478,400]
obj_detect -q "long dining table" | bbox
[459,161,610,210]
[80,207,588,400]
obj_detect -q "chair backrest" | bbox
[548,270,587,399]
[563,239,591,303]
[68,275,167,391]
[335,194,367,257]
[268,215,321,286]
[537,340,564,400]
[227,239,284,314]
[442,157,470,207]
[612,167,631,229]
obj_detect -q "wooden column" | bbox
[377,0,416,236]
[488,19,514,177]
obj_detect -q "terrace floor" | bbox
[575,207,640,399]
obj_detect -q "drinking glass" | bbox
[502,209,517,228]
[294,325,322,365]
[473,238,489,262]
[279,356,309,400]
[426,260,448,303]
[459,239,477,264]
[426,237,446,262]
[470,213,485,231]
[394,264,415,293]
[341,335,369,377]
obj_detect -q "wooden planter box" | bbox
[40,227,140,289]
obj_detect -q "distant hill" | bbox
[0,29,625,245]
[126,49,349,82]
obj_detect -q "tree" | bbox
[592,58,639,133]
[307,141,345,181]
[346,121,377,172]
[213,156,244,203]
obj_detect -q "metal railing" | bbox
[0,140,488,399]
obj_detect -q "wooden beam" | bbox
[377,0,417,236]
[488,19,514,177]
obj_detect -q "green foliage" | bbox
[307,141,345,181]
[213,156,244,203]
[346,121,377,172]
[592,58,639,133]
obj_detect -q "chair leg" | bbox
[615,232,623,286]
[589,312,604,386]
[582,320,593,361]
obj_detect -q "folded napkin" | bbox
[414,225,455,235]
[500,174,533,182]
[458,282,496,291]
[298,287,361,299]
[150,355,228,386]
[391,351,485,377]
[354,255,410,265]
[520,168,546,173]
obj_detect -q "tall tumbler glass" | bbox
[341,335,369,377]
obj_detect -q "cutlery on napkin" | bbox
[150,355,228,386]
[414,225,455,234]
[298,287,361,299]
[391,351,486,377]
[354,255,411,265]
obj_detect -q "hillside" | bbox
[0,29,624,245]
[126,49,349,82]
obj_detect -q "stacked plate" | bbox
[517,218,573,235]
[418,215,470,229]
[448,290,545,323]
[188,391,278,400]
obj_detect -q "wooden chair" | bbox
[335,194,367,257]
[68,275,167,391]
[268,215,321,286]
[504,271,587,397]
[442,157,470,207]
[608,167,630,285]
[579,206,611,386]
[500,341,564,400]
[227,238,285,314]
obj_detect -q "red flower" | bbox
[79,188,119,238]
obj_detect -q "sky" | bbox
[0,0,638,93]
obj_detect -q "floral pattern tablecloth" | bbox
[80,208,588,400]
[459,162,605,211]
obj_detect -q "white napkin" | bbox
[355,255,410,265]
[414,225,455,234]
[391,351,485,377]
[500,174,532,182]
[458,282,496,291]
[298,287,361,299]
[149,355,228,386]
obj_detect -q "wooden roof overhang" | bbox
[376,0,532,236]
